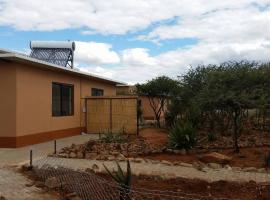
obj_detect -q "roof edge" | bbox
[0,53,127,85]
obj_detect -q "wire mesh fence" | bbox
[31,152,238,200]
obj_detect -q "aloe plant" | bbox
[103,160,132,200]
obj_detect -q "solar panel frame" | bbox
[30,48,73,68]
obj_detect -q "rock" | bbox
[173,150,181,154]
[208,163,221,169]
[243,167,257,172]
[199,152,232,164]
[161,160,172,166]
[35,181,45,188]
[57,153,68,158]
[21,164,33,171]
[65,192,81,200]
[69,152,77,158]
[232,167,242,171]
[193,161,206,171]
[25,182,35,187]
[45,177,61,189]
[92,164,99,171]
[257,168,266,173]
[77,152,84,159]
[166,149,173,153]
[172,149,186,155]
[65,192,77,200]
[179,162,193,168]
[107,156,116,161]
[224,164,232,170]
[132,158,144,163]
[85,152,97,159]
[110,151,119,156]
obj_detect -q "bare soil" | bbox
[98,173,270,200]
[23,166,270,200]
[139,128,270,168]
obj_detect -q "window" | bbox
[91,88,104,96]
[52,83,74,116]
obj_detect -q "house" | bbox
[0,42,125,148]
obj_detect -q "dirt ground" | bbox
[139,128,270,168]
[24,166,270,200]
[98,173,270,200]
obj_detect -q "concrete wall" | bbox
[0,61,116,147]
[0,61,16,137]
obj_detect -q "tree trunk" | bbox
[233,108,240,153]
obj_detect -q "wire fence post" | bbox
[29,149,33,168]
[54,140,57,154]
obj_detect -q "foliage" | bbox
[264,152,270,167]
[103,160,132,200]
[207,132,217,142]
[168,122,197,150]
[166,61,270,153]
[101,131,127,143]
[136,76,180,127]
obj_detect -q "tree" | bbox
[136,76,180,128]
[168,61,270,153]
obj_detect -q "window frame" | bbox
[52,82,74,117]
[91,88,104,96]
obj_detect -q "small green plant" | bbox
[101,130,127,143]
[103,160,132,200]
[168,121,197,150]
[264,152,270,167]
[207,132,217,142]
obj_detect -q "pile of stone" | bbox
[55,138,165,161]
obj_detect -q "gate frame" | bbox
[84,96,139,135]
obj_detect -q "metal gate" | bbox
[86,96,138,134]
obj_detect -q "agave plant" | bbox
[168,121,197,150]
[103,160,132,200]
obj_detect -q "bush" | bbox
[100,130,127,143]
[207,132,217,142]
[168,122,197,150]
[264,152,270,167]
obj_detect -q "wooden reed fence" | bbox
[85,96,138,135]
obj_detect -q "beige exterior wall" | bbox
[0,61,16,137]
[140,96,166,120]
[1,61,116,139]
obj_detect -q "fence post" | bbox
[29,150,33,168]
[54,140,57,154]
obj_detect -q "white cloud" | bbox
[0,0,268,34]
[1,0,270,84]
[142,6,270,43]
[78,40,270,84]
[75,41,120,65]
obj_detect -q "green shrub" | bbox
[168,122,197,150]
[207,132,217,142]
[103,160,132,200]
[101,131,127,143]
[264,152,270,167]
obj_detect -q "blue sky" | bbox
[0,0,270,83]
